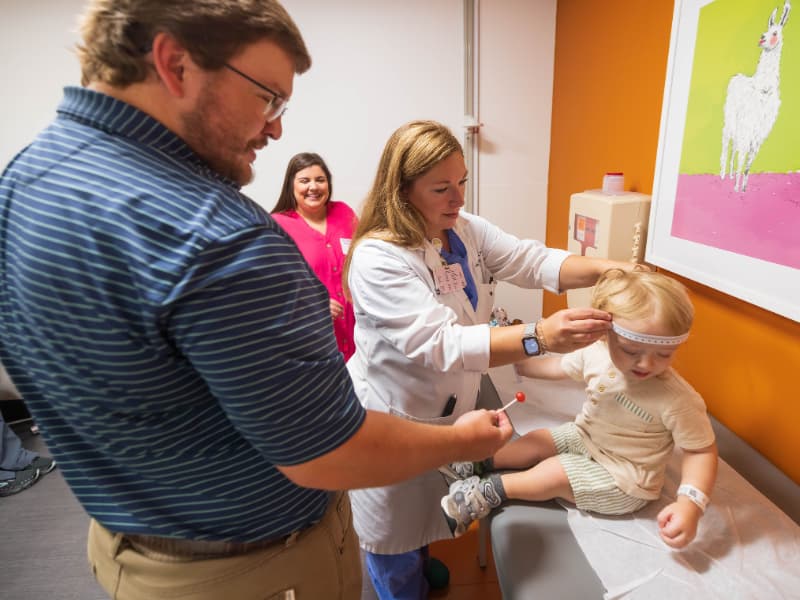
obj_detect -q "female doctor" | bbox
[343,120,638,599]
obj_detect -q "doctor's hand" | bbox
[451,410,513,462]
[540,308,612,354]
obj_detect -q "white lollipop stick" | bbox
[497,392,526,414]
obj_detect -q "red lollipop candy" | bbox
[499,391,526,414]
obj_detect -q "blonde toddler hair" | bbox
[591,269,694,336]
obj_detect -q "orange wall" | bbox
[545,0,800,483]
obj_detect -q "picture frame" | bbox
[646,0,799,322]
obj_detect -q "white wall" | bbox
[477,0,557,323]
[0,0,465,213]
[0,1,85,167]
[251,0,465,212]
[0,0,557,323]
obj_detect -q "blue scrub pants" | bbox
[365,546,430,600]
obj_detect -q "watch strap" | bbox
[534,319,548,353]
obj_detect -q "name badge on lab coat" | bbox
[433,263,467,294]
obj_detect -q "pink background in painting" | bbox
[670,173,800,269]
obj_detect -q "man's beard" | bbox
[180,85,257,186]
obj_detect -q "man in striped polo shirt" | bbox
[0,2,513,599]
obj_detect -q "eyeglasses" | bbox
[223,63,289,122]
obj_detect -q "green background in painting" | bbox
[679,0,797,174]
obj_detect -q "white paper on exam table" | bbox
[490,365,800,600]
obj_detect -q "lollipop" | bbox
[497,391,526,414]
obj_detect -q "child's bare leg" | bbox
[500,456,575,504]
[493,428,557,470]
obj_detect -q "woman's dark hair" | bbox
[272,152,333,213]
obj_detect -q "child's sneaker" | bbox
[437,461,476,484]
[440,475,502,537]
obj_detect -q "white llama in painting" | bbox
[720,1,791,192]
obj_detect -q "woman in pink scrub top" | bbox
[272,153,358,361]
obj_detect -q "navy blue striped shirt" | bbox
[0,87,366,541]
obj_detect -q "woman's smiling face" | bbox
[293,164,329,218]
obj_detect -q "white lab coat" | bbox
[346,211,569,554]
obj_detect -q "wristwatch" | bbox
[521,321,544,356]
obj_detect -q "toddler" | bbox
[440,269,718,549]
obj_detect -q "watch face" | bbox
[522,336,541,356]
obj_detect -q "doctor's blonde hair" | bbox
[343,120,463,296]
[591,269,694,336]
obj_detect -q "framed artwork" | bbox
[646,0,799,322]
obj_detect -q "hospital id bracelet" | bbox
[677,484,710,512]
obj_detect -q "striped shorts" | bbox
[550,422,649,515]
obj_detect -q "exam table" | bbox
[477,369,800,599]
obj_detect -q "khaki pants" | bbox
[87,492,361,600]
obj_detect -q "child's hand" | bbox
[656,498,703,548]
